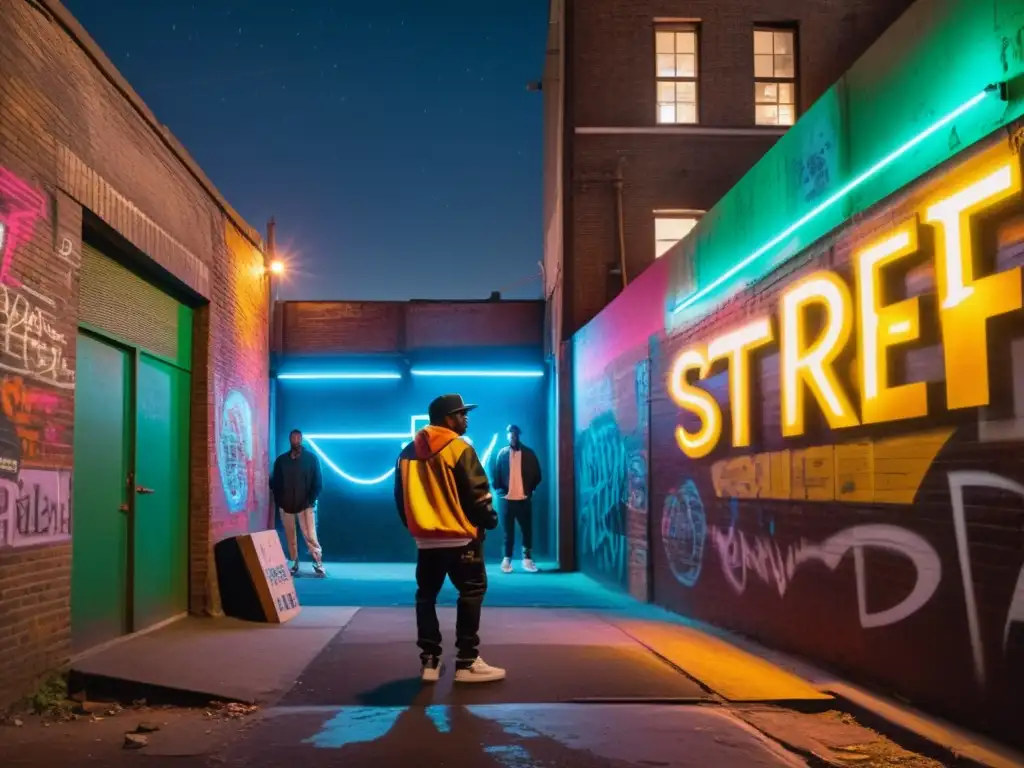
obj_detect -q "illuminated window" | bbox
[754,27,797,126]
[655,214,700,258]
[655,24,699,125]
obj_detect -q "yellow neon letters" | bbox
[854,220,928,425]
[707,318,773,448]
[780,272,860,437]
[926,162,1023,409]
[668,347,721,459]
[666,149,1024,458]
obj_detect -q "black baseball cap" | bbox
[428,393,477,424]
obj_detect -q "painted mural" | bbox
[573,257,670,599]
[573,133,1024,745]
[0,165,77,549]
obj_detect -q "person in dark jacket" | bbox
[270,429,326,577]
[394,393,505,684]
[492,424,542,573]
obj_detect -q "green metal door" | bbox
[70,332,132,653]
[133,353,190,630]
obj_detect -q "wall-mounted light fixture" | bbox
[672,85,1000,317]
[410,369,544,378]
[277,372,402,381]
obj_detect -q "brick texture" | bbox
[574,123,1024,747]
[0,0,269,704]
[279,300,545,356]
[560,0,918,337]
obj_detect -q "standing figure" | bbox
[270,429,326,577]
[493,424,542,573]
[395,394,506,684]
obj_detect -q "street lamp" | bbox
[269,259,285,276]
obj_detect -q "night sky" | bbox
[62,1,548,302]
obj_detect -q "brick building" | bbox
[542,0,919,342]
[566,0,1024,746]
[0,0,270,704]
[541,0,919,564]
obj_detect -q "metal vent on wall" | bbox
[79,243,181,362]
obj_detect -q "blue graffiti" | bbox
[576,412,630,584]
[217,389,253,513]
[661,478,707,588]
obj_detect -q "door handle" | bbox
[136,486,155,495]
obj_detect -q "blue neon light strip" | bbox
[305,415,500,486]
[278,373,402,380]
[671,88,993,316]
[410,369,544,378]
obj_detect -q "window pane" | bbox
[656,54,677,77]
[754,54,774,78]
[775,54,795,79]
[657,81,676,102]
[676,53,696,77]
[675,31,695,53]
[655,217,699,258]
[658,104,676,124]
[774,31,794,55]
[778,83,794,104]
[755,82,778,103]
[677,103,697,124]
[656,31,675,54]
[754,30,774,54]
[755,104,779,125]
[778,105,795,125]
[676,81,696,103]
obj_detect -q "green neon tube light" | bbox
[672,86,997,316]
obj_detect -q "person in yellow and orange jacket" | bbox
[393,393,505,684]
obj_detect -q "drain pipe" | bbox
[614,156,628,290]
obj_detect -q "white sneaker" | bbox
[522,558,538,573]
[421,657,444,683]
[500,557,513,573]
[454,657,506,683]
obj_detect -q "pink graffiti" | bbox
[0,169,47,287]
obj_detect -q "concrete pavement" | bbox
[3,563,1020,766]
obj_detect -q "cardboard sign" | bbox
[238,529,301,623]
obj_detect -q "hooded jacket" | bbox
[394,425,497,544]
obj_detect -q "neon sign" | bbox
[410,369,544,378]
[669,145,1024,458]
[671,87,999,317]
[306,415,499,485]
[277,373,402,381]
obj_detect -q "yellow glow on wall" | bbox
[781,272,860,437]
[926,161,1023,409]
[664,145,1024,458]
[668,347,721,459]
[707,318,774,448]
[854,220,927,425]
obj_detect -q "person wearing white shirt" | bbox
[491,424,542,573]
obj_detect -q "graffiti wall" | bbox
[208,222,271,542]
[572,257,670,597]
[634,134,1024,746]
[0,167,77,553]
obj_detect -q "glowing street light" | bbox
[269,259,285,275]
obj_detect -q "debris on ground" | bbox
[123,732,149,749]
[134,721,161,733]
[205,701,259,720]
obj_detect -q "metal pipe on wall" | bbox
[614,156,628,290]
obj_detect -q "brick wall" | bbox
[0,0,269,703]
[634,127,1023,746]
[562,0,918,337]
[279,300,545,356]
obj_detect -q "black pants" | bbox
[415,540,487,665]
[502,498,533,559]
